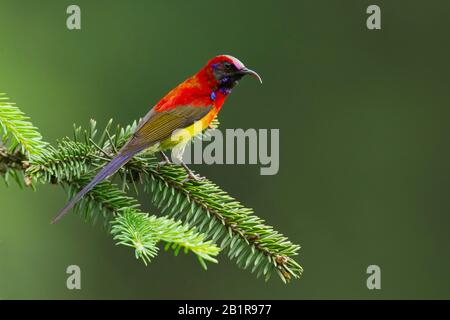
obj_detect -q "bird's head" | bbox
[203,55,262,94]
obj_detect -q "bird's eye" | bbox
[224,62,233,70]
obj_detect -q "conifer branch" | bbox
[112,209,220,268]
[0,145,29,188]
[0,93,47,158]
[67,175,220,267]
[143,166,302,282]
[1,92,303,283]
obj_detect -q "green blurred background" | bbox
[0,0,449,299]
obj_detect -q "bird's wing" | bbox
[51,105,212,223]
[121,105,213,154]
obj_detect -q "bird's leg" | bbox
[160,151,171,164]
[180,161,205,183]
[157,151,172,169]
[170,143,204,183]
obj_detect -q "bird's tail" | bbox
[51,152,134,224]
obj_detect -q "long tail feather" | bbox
[51,152,134,224]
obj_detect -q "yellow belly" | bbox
[145,109,217,154]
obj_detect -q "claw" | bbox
[156,161,168,170]
[179,161,205,184]
[181,172,205,184]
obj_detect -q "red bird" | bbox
[52,54,262,223]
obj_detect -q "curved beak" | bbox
[240,67,263,84]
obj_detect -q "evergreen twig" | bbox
[0,93,47,158]
[66,175,220,267]
[0,92,303,282]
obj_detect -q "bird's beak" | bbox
[239,67,263,84]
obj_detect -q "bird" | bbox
[51,54,262,223]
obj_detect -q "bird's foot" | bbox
[179,162,205,184]
[157,160,170,169]
[181,172,205,184]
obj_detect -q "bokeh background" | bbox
[0,0,449,299]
